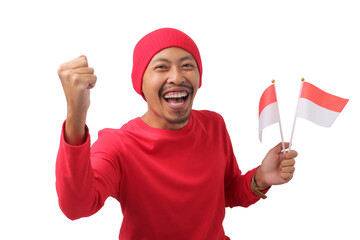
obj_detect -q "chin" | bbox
[164,110,191,126]
[165,115,190,126]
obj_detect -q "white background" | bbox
[1,0,359,239]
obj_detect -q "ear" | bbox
[141,91,147,102]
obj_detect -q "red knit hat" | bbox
[131,28,203,100]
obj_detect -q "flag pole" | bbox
[272,80,286,152]
[289,78,305,151]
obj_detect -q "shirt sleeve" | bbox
[55,121,122,220]
[221,121,269,208]
[224,163,262,208]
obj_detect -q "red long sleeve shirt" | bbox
[56,110,263,239]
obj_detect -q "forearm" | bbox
[56,122,102,220]
[225,167,264,208]
[65,107,87,146]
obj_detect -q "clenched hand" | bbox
[58,55,97,145]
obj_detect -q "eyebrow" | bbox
[151,55,195,64]
[179,55,195,62]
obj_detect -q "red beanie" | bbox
[131,28,202,100]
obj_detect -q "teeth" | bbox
[164,92,188,99]
[169,101,184,106]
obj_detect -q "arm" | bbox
[57,55,96,146]
[56,124,121,220]
[56,123,95,220]
[222,121,266,208]
[56,56,109,220]
[225,164,264,208]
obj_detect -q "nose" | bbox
[167,66,184,85]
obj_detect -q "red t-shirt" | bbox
[56,110,262,240]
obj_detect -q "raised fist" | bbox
[58,55,97,114]
[57,55,97,145]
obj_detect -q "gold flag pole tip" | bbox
[301,78,305,82]
[272,79,275,83]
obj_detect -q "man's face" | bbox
[141,47,200,130]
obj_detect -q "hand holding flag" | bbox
[255,142,298,189]
[256,79,348,196]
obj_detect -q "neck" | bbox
[140,112,190,130]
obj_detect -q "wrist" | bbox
[65,114,87,146]
[254,166,270,189]
[250,170,270,199]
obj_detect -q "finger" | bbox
[58,56,88,71]
[281,172,294,182]
[270,142,283,153]
[284,150,298,159]
[281,166,295,174]
[281,159,296,167]
[71,67,95,75]
[72,74,97,89]
[87,77,97,89]
[270,142,290,154]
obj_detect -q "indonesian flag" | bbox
[259,84,280,142]
[295,81,349,127]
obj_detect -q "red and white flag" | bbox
[295,81,349,127]
[259,83,281,142]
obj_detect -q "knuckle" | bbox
[63,70,74,81]
[57,64,66,75]
[71,74,81,85]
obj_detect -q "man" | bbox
[56,28,297,240]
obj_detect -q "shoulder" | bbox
[92,118,140,156]
[94,118,140,146]
[192,110,225,125]
[191,110,227,134]
[98,118,138,139]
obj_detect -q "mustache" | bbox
[158,83,194,98]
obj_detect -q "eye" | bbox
[182,63,195,69]
[154,65,168,70]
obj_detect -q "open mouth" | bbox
[163,90,189,107]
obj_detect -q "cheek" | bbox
[142,76,163,103]
[188,72,200,92]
